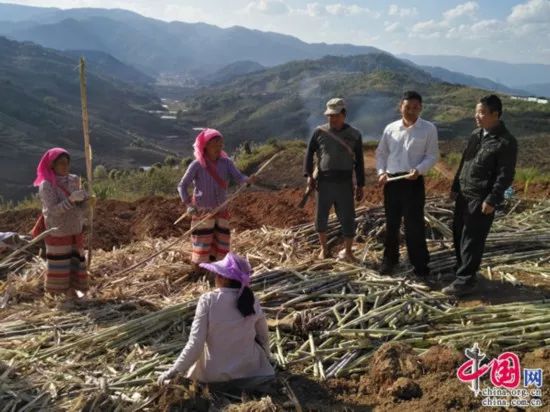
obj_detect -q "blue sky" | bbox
[5,0,550,63]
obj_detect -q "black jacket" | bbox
[451,121,517,206]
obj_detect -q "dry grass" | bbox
[1,199,549,410]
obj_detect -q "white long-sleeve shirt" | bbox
[376,117,439,176]
[167,288,274,382]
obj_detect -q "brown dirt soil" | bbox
[367,342,423,395]
[386,377,422,400]
[0,189,317,251]
[0,181,450,252]
[420,345,464,373]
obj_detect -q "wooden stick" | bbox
[386,172,414,182]
[114,153,282,276]
[173,212,188,226]
[79,58,94,269]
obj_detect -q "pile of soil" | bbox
[420,345,464,373]
[0,189,317,251]
[366,342,423,395]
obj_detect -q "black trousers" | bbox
[453,194,495,280]
[383,176,429,273]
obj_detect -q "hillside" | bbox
[0,36,187,201]
[178,53,550,143]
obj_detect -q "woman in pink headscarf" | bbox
[177,129,255,272]
[157,253,274,387]
[34,148,92,297]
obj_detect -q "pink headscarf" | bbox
[200,253,252,296]
[193,128,228,168]
[33,147,69,187]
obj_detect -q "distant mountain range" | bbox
[401,54,550,96]
[180,53,550,144]
[2,3,548,97]
[0,3,382,78]
[1,3,549,201]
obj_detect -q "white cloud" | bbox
[245,0,289,15]
[446,19,502,39]
[326,4,369,16]
[294,3,380,18]
[411,2,481,40]
[388,4,418,18]
[411,19,444,39]
[412,19,444,33]
[299,2,324,17]
[384,21,401,33]
[508,0,550,23]
[443,1,479,20]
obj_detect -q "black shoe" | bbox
[379,260,396,275]
[413,267,430,278]
[442,277,477,296]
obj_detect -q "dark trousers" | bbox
[383,176,429,273]
[453,194,495,280]
[315,178,356,237]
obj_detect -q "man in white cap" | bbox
[304,98,365,261]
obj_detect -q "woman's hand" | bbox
[186,205,198,216]
[157,369,176,385]
[69,190,86,203]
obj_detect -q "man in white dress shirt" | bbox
[375,91,439,277]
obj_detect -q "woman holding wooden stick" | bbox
[33,148,94,298]
[177,129,255,274]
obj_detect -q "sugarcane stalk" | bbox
[79,58,94,270]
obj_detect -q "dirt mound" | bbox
[420,345,463,373]
[0,189,317,251]
[93,197,187,250]
[386,377,422,400]
[368,342,423,394]
[255,149,308,190]
[230,188,314,229]
[0,209,37,235]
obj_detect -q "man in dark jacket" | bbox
[304,98,365,262]
[443,95,517,296]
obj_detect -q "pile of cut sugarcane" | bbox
[0,199,548,410]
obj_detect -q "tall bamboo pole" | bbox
[79,58,94,269]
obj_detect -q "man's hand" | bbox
[449,192,458,201]
[481,202,495,215]
[406,169,420,180]
[307,176,317,190]
[378,173,388,186]
[355,186,364,202]
[247,175,257,185]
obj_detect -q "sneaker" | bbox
[442,277,477,296]
[379,260,396,275]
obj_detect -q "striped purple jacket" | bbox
[177,158,248,210]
